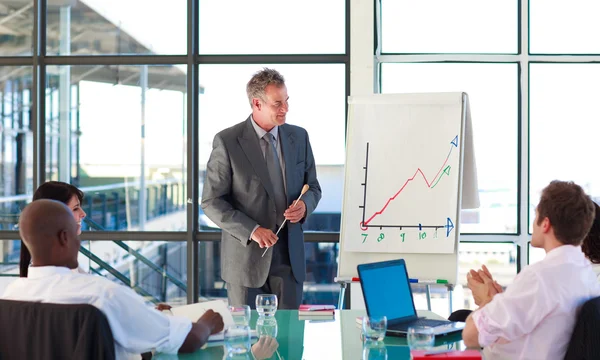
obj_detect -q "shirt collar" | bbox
[250,115,278,141]
[543,244,583,262]
[27,266,74,279]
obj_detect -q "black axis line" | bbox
[364,224,445,230]
[359,142,369,226]
[359,142,448,231]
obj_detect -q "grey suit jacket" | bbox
[201,117,322,288]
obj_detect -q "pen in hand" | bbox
[261,184,309,257]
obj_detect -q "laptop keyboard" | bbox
[391,318,450,331]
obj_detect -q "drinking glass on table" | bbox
[407,326,435,350]
[256,294,278,317]
[256,317,278,338]
[224,325,252,355]
[229,305,251,326]
[361,316,387,342]
[362,341,388,360]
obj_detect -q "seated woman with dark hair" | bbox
[582,202,600,277]
[20,181,87,277]
[19,181,174,316]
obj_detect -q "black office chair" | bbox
[448,309,472,322]
[0,299,116,360]
[564,296,600,360]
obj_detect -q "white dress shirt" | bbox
[473,245,600,360]
[249,115,287,192]
[2,266,192,360]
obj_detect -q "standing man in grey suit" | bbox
[201,68,322,309]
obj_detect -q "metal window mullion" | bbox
[186,0,199,304]
[344,0,351,151]
[32,0,46,189]
[374,0,382,93]
[195,54,346,64]
[44,55,188,66]
[460,234,521,243]
[377,54,522,63]
[0,58,33,66]
[518,0,531,270]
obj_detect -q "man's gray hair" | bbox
[246,68,285,107]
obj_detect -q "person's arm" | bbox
[297,131,322,221]
[178,310,224,353]
[201,133,259,243]
[462,269,554,349]
[102,283,222,354]
[462,312,481,348]
[283,131,322,224]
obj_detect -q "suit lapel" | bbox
[279,124,296,204]
[237,117,277,203]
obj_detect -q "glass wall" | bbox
[46,0,187,55]
[3,0,596,308]
[0,0,347,305]
[197,64,346,232]
[46,65,187,231]
[381,63,519,234]
[0,67,34,230]
[0,2,33,56]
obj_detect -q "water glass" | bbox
[256,317,278,338]
[407,326,435,350]
[361,316,387,342]
[362,341,388,360]
[229,305,251,326]
[225,325,252,355]
[256,294,278,317]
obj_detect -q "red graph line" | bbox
[363,147,454,226]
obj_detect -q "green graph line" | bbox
[430,165,451,189]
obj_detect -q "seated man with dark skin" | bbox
[2,199,224,358]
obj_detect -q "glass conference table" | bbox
[154,310,464,360]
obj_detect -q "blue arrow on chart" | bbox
[451,135,459,148]
[446,217,454,237]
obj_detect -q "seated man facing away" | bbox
[2,199,224,359]
[462,180,600,360]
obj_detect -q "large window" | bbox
[381,0,518,54]
[45,65,187,231]
[530,0,600,54]
[198,0,345,55]
[46,0,187,55]
[0,2,33,56]
[0,0,347,304]
[529,64,600,230]
[0,67,34,231]
[198,64,346,232]
[13,0,599,309]
[381,63,519,234]
[378,0,600,279]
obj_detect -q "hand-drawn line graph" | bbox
[358,135,458,237]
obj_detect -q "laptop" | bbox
[357,259,465,337]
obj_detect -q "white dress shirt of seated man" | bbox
[462,180,600,360]
[3,199,224,357]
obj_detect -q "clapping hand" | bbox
[466,264,503,307]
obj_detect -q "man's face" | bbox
[259,84,289,128]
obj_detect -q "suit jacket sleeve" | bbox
[300,131,322,221]
[201,134,257,243]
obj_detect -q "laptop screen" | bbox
[360,262,416,320]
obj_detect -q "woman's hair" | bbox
[20,181,84,277]
[582,202,600,264]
